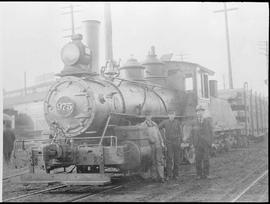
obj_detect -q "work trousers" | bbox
[195,143,210,177]
[3,140,14,164]
[166,141,181,178]
[151,145,165,180]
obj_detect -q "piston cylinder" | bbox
[114,126,152,171]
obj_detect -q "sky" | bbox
[0,2,269,96]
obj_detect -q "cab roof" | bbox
[163,60,215,76]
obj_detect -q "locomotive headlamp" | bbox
[61,43,80,65]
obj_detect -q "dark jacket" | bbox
[191,117,213,148]
[158,119,182,143]
[3,129,16,160]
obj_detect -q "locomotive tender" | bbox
[17,5,268,185]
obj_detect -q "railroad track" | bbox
[3,182,123,202]
[63,185,123,202]
[157,161,268,202]
[231,170,268,202]
[3,171,29,181]
[3,141,267,202]
[220,162,268,202]
[3,184,68,202]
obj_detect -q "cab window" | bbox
[185,74,193,91]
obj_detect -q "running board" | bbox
[14,173,111,186]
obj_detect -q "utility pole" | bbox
[105,3,114,62]
[61,4,82,38]
[258,40,268,85]
[103,3,119,76]
[223,74,226,89]
[214,3,238,89]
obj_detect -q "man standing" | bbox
[159,110,183,180]
[140,111,165,182]
[191,105,214,179]
[3,119,16,165]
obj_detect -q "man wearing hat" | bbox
[140,110,165,182]
[191,104,214,179]
[3,116,16,165]
[158,110,183,180]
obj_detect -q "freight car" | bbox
[219,85,268,143]
[16,5,268,185]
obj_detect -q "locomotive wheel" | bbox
[184,146,195,164]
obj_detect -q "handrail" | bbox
[151,88,168,113]
[15,138,51,143]
[140,87,147,114]
[99,115,112,146]
[110,112,192,119]
[15,136,118,147]
[72,136,117,147]
[103,79,126,112]
[113,77,173,90]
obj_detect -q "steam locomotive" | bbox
[16,6,268,185]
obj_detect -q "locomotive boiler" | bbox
[44,68,180,138]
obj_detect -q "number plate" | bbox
[56,96,75,117]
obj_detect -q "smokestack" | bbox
[104,3,113,62]
[82,20,100,74]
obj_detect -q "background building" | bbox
[3,73,56,134]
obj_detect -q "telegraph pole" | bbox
[214,3,238,89]
[61,4,82,38]
[258,40,268,85]
[223,74,226,89]
[70,5,75,35]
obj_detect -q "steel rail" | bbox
[219,162,267,198]
[161,162,267,202]
[231,170,268,202]
[3,184,67,202]
[3,170,29,181]
[68,185,123,202]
